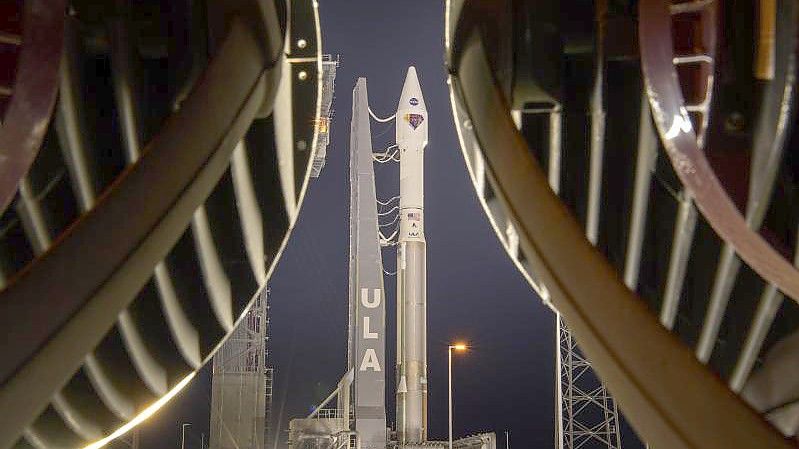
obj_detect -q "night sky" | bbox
[136,2,641,449]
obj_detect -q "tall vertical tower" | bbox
[556,316,622,449]
[394,67,429,445]
[348,77,388,449]
[209,289,272,449]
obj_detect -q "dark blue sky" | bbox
[136,2,641,449]
[266,2,554,447]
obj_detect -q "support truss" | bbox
[557,315,622,449]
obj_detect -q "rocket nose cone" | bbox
[398,66,426,113]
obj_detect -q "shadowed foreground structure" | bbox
[446,0,799,448]
[0,1,325,447]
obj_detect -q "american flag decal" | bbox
[407,212,421,221]
[404,113,424,130]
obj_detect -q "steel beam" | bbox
[695,0,797,362]
[0,19,280,446]
[623,97,657,290]
[659,195,697,330]
[447,10,791,446]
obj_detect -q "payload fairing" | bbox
[394,66,429,445]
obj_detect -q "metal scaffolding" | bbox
[556,315,622,449]
[311,55,340,178]
[210,289,273,449]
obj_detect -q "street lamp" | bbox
[448,343,469,449]
[181,423,192,449]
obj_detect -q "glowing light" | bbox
[315,117,329,134]
[452,343,468,351]
[83,372,196,449]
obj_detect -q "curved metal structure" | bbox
[446,0,798,448]
[0,1,324,447]
[0,0,65,215]
[639,0,799,304]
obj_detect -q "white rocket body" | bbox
[395,66,429,444]
[396,67,428,215]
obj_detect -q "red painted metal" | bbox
[639,0,799,302]
[0,0,65,215]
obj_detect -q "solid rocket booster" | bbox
[395,66,429,444]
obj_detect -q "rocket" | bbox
[394,66,429,444]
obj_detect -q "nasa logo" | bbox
[409,97,419,106]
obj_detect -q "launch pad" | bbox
[287,68,496,449]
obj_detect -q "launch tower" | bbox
[288,68,495,449]
[209,289,273,449]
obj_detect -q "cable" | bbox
[374,144,398,154]
[377,196,400,206]
[373,150,400,163]
[378,205,399,216]
[369,107,396,122]
[372,143,397,157]
[373,150,397,160]
[373,145,400,163]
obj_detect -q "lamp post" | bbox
[181,423,192,449]
[448,343,468,449]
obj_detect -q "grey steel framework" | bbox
[446,0,799,448]
[210,289,273,449]
[556,317,621,449]
[311,55,340,178]
[287,413,353,449]
[265,368,275,449]
[0,1,325,447]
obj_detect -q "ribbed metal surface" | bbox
[0,1,323,447]
[447,0,799,444]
